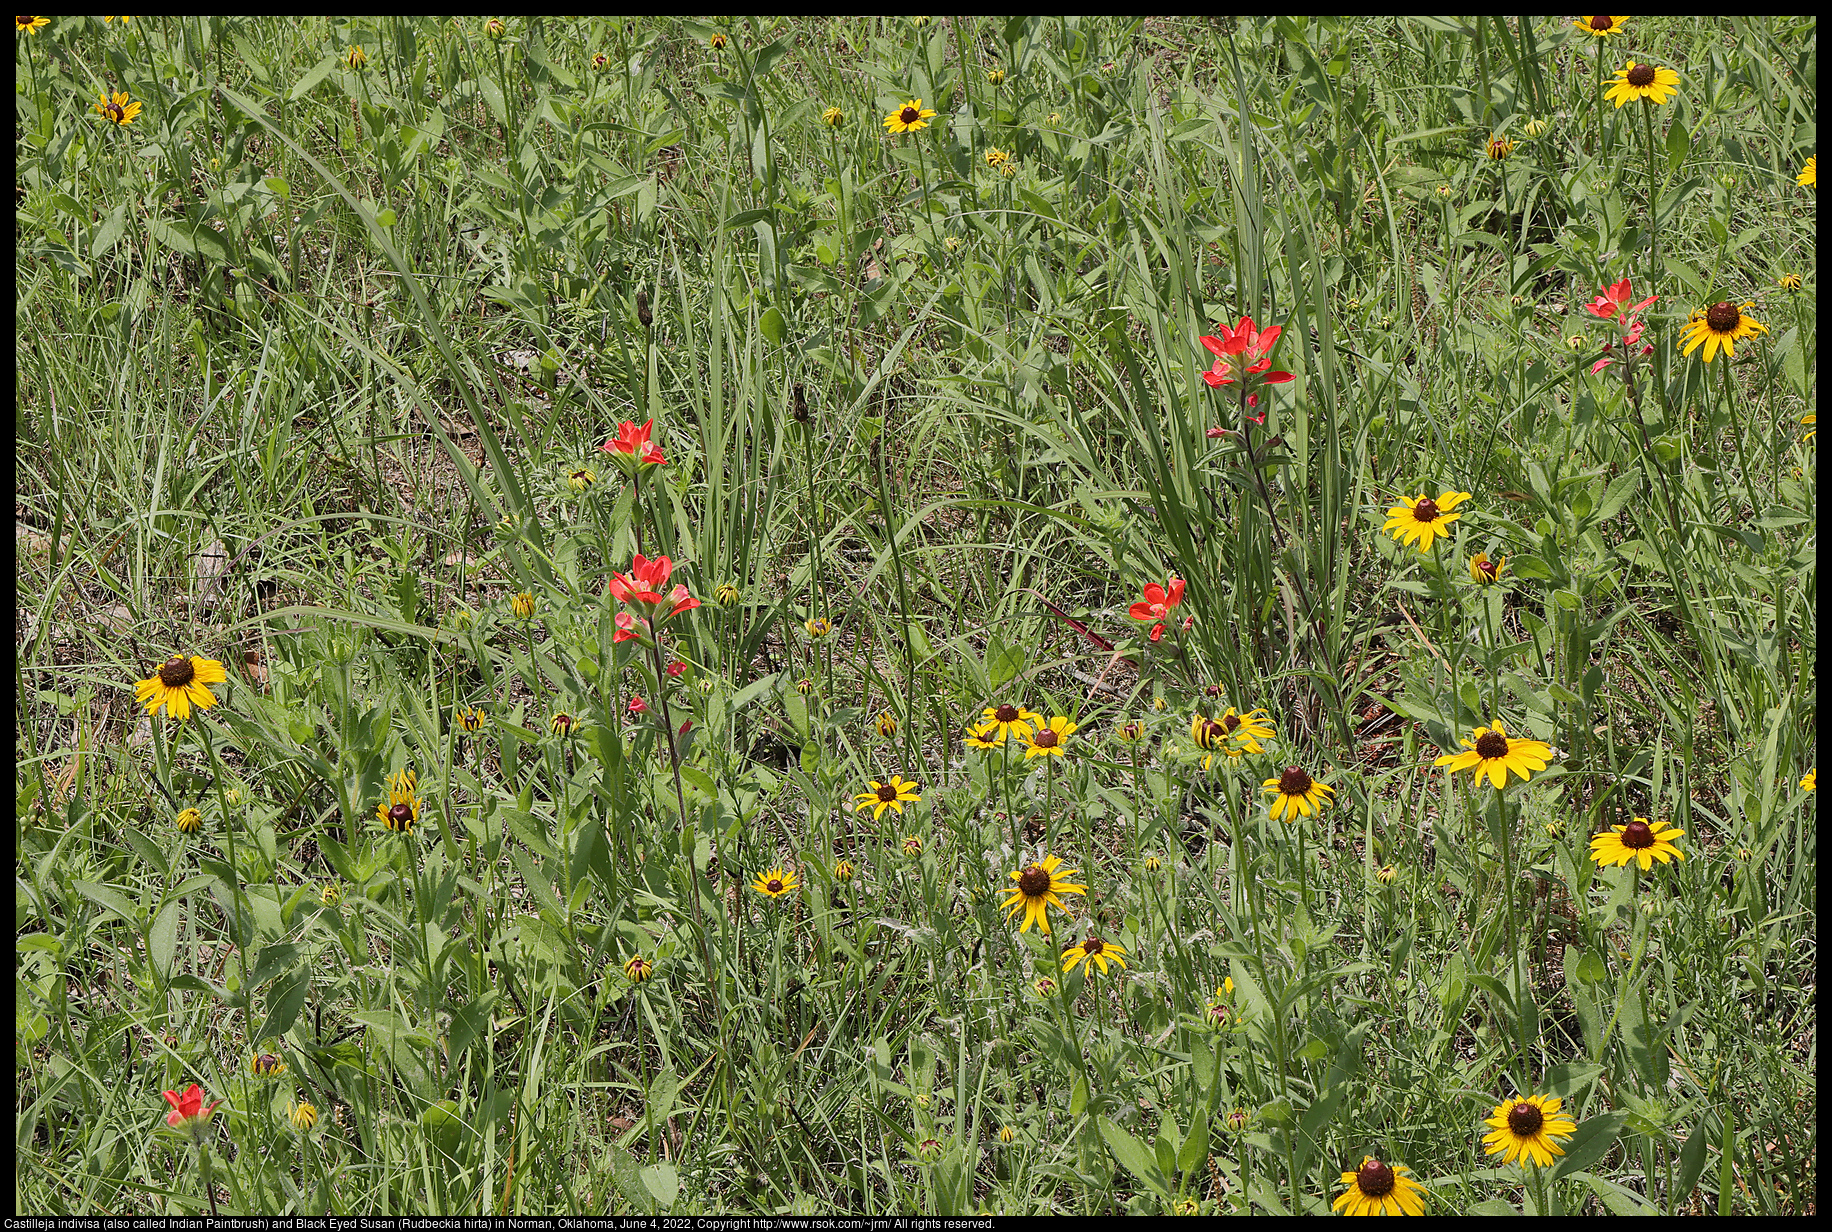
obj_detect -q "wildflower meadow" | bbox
[14,14,1816,1217]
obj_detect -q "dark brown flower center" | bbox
[1082,936,1104,955]
[1357,1159,1396,1197]
[105,101,125,121]
[1120,722,1143,740]
[1475,731,1511,759]
[1413,498,1441,523]
[1589,15,1615,31]
[1507,1101,1544,1136]
[995,705,1019,723]
[1018,866,1051,895]
[767,878,783,893]
[1705,301,1741,332]
[256,1053,280,1073]
[555,714,572,729]
[900,106,921,124]
[1221,713,1241,733]
[1277,766,1313,795]
[877,784,898,802]
[1476,556,1500,581]
[1033,728,1059,748]
[389,803,414,826]
[1621,819,1655,849]
[1627,62,1656,88]
[158,656,195,687]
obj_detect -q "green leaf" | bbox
[73,880,142,928]
[1098,1115,1171,1197]
[147,899,180,979]
[1548,1111,1629,1181]
[1069,1073,1089,1117]
[287,54,341,101]
[256,966,309,1041]
[641,1162,680,1208]
[759,306,787,344]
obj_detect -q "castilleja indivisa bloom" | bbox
[608,555,700,643]
[1128,577,1186,642]
[599,418,668,469]
[1198,316,1294,389]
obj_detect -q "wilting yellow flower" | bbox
[1778,273,1803,291]
[288,1101,319,1132]
[344,45,366,69]
[623,955,654,983]
[174,808,202,834]
[821,106,844,127]
[568,467,595,492]
[875,711,898,738]
[804,616,833,638]
[984,146,1010,169]
[1486,134,1514,161]
[1468,552,1506,584]
[986,68,1005,85]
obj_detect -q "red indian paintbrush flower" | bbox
[1199,317,1294,389]
[162,1084,222,1133]
[609,554,700,620]
[1583,277,1656,322]
[600,418,668,468]
[1129,577,1185,642]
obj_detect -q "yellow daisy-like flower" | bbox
[1802,768,1816,791]
[1019,715,1077,759]
[1486,134,1514,161]
[457,706,486,732]
[174,808,202,834]
[986,67,1005,85]
[804,616,833,638]
[1468,552,1506,585]
[1482,1093,1577,1168]
[1216,707,1275,754]
[997,1125,1016,1144]
[709,32,727,50]
[875,711,898,738]
[511,591,536,620]
[1796,156,1815,188]
[104,16,133,24]
[623,955,654,983]
[16,16,49,34]
[1802,414,1816,445]
[833,859,855,881]
[549,712,577,737]
[135,654,228,721]
[963,720,1004,750]
[821,106,844,127]
[251,1052,287,1079]
[1588,816,1686,870]
[344,45,366,69]
[1262,765,1335,821]
[1679,301,1767,364]
[94,91,144,127]
[1000,854,1087,935]
[853,775,921,820]
[984,146,1010,168]
[1433,720,1553,789]
[376,768,420,834]
[980,703,1041,744]
[1375,864,1399,885]
[1332,1157,1429,1217]
[321,882,342,906]
[1061,934,1128,977]
[1572,15,1628,37]
[568,466,595,492]
[883,98,937,135]
[288,1101,319,1133]
[1604,60,1680,108]
[1383,491,1472,552]
[751,866,799,898]
[1778,273,1803,291]
[901,834,924,856]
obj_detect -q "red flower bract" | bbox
[1583,277,1657,322]
[609,554,700,622]
[600,418,668,467]
[1128,577,1186,642]
[162,1083,221,1131]
[1199,317,1294,388]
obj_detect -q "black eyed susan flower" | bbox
[623,955,654,983]
[1001,854,1086,934]
[709,32,727,50]
[1778,273,1803,291]
[1803,415,1817,445]
[1224,1108,1251,1133]
[1486,134,1514,161]
[833,859,854,882]
[483,18,506,39]
[568,466,595,493]
[795,678,814,696]
[901,834,923,856]
[1114,721,1146,744]
[16,16,49,34]
[1061,934,1128,976]
[550,712,576,737]
[1433,720,1552,789]
[714,582,739,607]
[251,1052,287,1078]
[321,882,342,906]
[511,591,536,620]
[986,67,1005,85]
[1679,301,1767,364]
[1143,853,1162,872]
[911,15,932,28]
[1798,157,1816,188]
[94,91,144,126]
[875,711,898,738]
[1803,768,1817,791]
[1573,15,1628,37]
[751,866,799,899]
[174,808,202,834]
[915,1137,942,1162]
[1589,816,1686,870]
[592,52,608,70]
[1482,1093,1577,1168]
[821,106,844,127]
[457,706,486,732]
[1262,765,1334,821]
[1033,977,1057,997]
[1469,552,1506,584]
[1383,491,1472,552]
[984,146,1010,169]
[1332,1156,1429,1216]
[1020,715,1077,759]
[962,720,1003,751]
[1604,60,1680,108]
[883,98,937,135]
[980,703,1041,744]
[135,654,228,721]
[997,1125,1016,1144]
[804,616,833,638]
[288,1100,319,1132]
[377,768,420,834]
[1191,714,1230,750]
[344,45,366,69]
[1521,117,1550,138]
[1199,707,1274,754]
[1375,864,1399,885]
[854,776,921,820]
